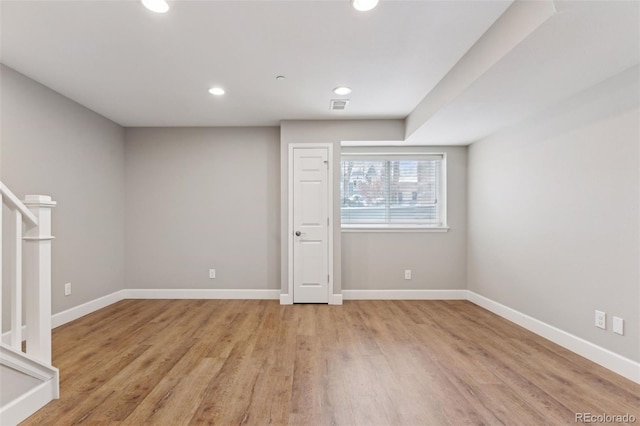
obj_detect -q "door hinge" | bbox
[327,217,329,226]
[328,274,330,283]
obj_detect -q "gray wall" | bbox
[3,61,636,368]
[124,127,280,290]
[280,120,405,296]
[0,65,125,322]
[467,68,640,361]
[342,146,467,290]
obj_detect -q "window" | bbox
[340,153,446,229]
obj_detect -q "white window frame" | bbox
[340,151,448,232]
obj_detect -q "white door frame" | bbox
[286,143,334,304]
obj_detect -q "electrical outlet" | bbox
[613,317,624,335]
[64,283,72,296]
[209,269,216,279]
[595,310,606,329]
[404,269,412,280]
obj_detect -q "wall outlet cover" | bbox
[595,310,606,329]
[612,317,624,335]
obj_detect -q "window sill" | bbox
[341,226,450,233]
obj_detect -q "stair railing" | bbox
[1,180,56,365]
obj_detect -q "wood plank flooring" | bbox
[21,300,640,425]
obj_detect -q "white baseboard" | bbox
[467,291,640,384]
[2,290,128,344]
[280,293,293,305]
[330,294,343,305]
[52,290,127,328]
[342,289,468,300]
[1,288,279,343]
[124,288,280,300]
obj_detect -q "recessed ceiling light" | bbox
[333,86,352,95]
[208,87,225,96]
[352,0,379,12]
[141,0,169,13]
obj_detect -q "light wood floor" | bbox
[22,300,639,425]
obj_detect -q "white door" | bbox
[292,147,330,303]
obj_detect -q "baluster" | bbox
[10,210,23,350]
[0,193,3,339]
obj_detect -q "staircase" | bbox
[0,181,59,425]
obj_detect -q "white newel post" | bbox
[23,195,56,364]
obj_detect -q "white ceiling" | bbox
[406,0,640,145]
[0,0,511,127]
[1,0,638,145]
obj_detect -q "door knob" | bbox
[295,231,302,236]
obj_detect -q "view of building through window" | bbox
[340,156,443,227]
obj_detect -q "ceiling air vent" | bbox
[330,99,349,111]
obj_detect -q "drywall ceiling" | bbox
[405,0,640,145]
[0,0,511,127]
[1,1,638,145]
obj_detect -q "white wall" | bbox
[124,127,280,290]
[0,65,125,321]
[467,67,640,361]
[342,146,467,290]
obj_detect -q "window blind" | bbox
[340,153,444,227]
